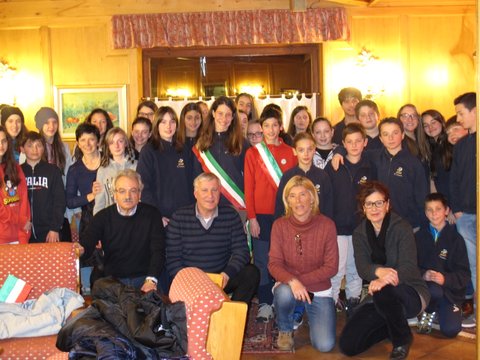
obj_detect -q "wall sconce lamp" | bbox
[0,59,18,105]
[355,47,385,100]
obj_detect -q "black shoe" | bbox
[390,341,411,360]
[345,297,360,318]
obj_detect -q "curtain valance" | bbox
[112,8,349,49]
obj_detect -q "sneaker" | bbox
[293,308,304,330]
[256,303,274,323]
[407,317,418,326]
[276,331,294,351]
[417,311,436,334]
[462,314,476,328]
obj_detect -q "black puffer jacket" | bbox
[56,277,188,359]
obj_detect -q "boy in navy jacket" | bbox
[21,131,66,242]
[449,92,477,327]
[415,193,470,337]
[326,123,374,312]
[333,117,429,230]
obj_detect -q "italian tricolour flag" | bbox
[0,274,32,303]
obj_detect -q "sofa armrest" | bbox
[170,268,226,359]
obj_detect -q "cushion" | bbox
[0,243,78,300]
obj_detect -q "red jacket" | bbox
[244,141,296,219]
[0,164,30,244]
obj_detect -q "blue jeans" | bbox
[456,213,476,291]
[274,284,336,352]
[118,275,146,290]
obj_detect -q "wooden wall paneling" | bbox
[0,28,45,127]
[232,62,271,95]
[407,13,476,116]
[156,59,198,97]
[0,0,294,21]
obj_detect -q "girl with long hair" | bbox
[287,105,313,137]
[129,116,152,159]
[137,106,193,226]
[418,109,454,203]
[35,107,74,241]
[93,127,137,215]
[177,102,202,149]
[1,106,28,163]
[0,125,30,244]
[194,96,249,210]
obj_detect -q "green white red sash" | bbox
[255,142,283,189]
[192,146,246,210]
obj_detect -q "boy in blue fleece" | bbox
[415,193,470,337]
[326,123,374,313]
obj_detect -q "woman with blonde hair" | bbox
[269,175,338,352]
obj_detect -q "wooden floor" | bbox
[241,313,477,360]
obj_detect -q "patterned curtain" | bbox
[112,8,349,49]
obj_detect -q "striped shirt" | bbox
[166,204,250,279]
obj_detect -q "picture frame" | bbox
[53,85,128,140]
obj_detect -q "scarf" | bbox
[365,211,391,265]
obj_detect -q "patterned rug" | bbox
[241,302,294,354]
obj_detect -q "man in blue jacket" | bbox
[450,92,477,327]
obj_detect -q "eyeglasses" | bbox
[115,188,140,195]
[364,200,387,209]
[138,111,155,118]
[400,113,418,120]
[295,234,303,255]
[247,132,263,138]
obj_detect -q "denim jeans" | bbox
[456,213,476,291]
[273,284,336,352]
[331,235,362,302]
[118,275,146,290]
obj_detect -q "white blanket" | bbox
[0,287,84,338]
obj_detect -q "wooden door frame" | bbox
[142,44,322,113]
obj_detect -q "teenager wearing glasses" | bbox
[339,180,429,360]
[268,175,338,353]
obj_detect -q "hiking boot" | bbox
[256,303,274,323]
[276,331,294,351]
[417,311,436,334]
[293,307,304,330]
[345,297,360,318]
[462,314,476,328]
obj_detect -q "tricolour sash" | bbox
[255,142,283,189]
[193,146,246,209]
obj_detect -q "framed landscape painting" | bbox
[53,85,128,140]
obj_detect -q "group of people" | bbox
[0,87,476,360]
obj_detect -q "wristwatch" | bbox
[145,276,158,285]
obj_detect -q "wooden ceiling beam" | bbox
[320,0,369,6]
